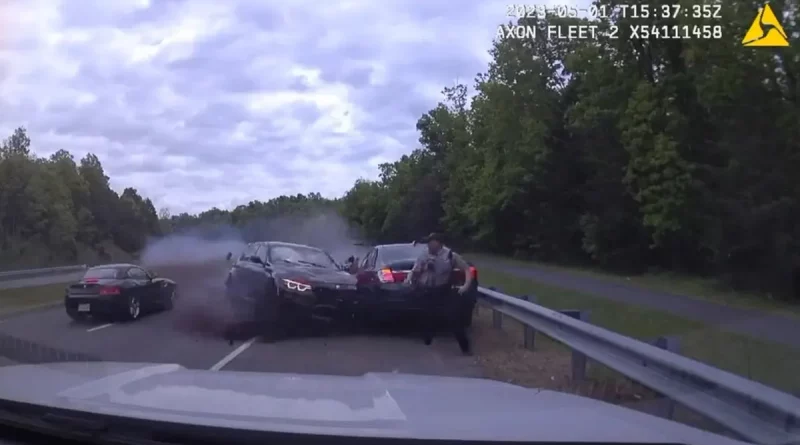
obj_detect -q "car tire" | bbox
[124,295,142,321]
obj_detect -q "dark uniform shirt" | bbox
[408,246,470,288]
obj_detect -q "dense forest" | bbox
[339,2,800,299]
[2,0,798,299]
[0,127,161,268]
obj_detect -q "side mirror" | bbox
[249,255,263,265]
[226,252,232,261]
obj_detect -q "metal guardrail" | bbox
[477,286,800,445]
[0,265,88,282]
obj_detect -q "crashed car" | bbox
[224,241,362,336]
[347,242,480,326]
[65,263,177,322]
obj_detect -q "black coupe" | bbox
[64,263,177,322]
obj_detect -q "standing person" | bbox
[406,232,474,355]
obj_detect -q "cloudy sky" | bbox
[0,0,587,215]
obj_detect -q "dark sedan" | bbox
[224,242,361,337]
[349,243,480,326]
[64,263,177,322]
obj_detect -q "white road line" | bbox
[87,323,114,332]
[210,336,258,371]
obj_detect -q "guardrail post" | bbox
[559,310,590,381]
[651,335,681,419]
[488,287,502,329]
[520,295,537,350]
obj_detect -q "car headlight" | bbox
[283,279,312,292]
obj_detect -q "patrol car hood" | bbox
[0,362,747,444]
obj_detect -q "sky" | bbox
[0,0,587,215]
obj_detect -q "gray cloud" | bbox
[0,0,587,214]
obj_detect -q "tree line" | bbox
[0,128,161,268]
[340,1,800,299]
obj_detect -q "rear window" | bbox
[379,245,425,264]
[83,268,121,279]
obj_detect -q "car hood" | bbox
[0,362,746,444]
[274,265,357,286]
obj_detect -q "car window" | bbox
[378,245,426,265]
[239,244,257,260]
[83,267,121,279]
[256,246,268,263]
[360,250,374,269]
[127,267,147,279]
[270,245,338,269]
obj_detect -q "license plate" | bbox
[78,304,90,312]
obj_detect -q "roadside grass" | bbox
[477,268,800,394]
[0,283,66,316]
[469,253,800,318]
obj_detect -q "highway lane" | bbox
[0,272,85,290]
[0,303,483,377]
[472,257,800,350]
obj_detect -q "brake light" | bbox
[469,266,478,280]
[84,278,99,283]
[379,268,394,283]
[99,286,120,295]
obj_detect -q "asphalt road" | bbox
[0,301,483,377]
[0,272,85,290]
[472,258,800,350]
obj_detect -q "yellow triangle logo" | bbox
[742,3,790,47]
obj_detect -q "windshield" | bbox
[269,245,337,269]
[82,267,121,279]
[379,245,426,264]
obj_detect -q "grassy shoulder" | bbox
[0,283,67,316]
[470,253,800,318]
[477,268,800,394]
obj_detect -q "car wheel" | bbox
[125,295,142,321]
[163,285,176,311]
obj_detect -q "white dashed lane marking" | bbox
[86,323,114,333]
[210,336,258,371]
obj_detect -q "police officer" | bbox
[406,232,473,355]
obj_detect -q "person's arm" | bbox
[406,255,425,284]
[452,252,473,291]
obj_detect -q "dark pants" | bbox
[419,284,470,354]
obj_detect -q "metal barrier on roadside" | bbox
[0,265,88,282]
[476,286,800,445]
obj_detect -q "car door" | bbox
[128,267,157,306]
[355,249,380,291]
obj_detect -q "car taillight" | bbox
[378,268,394,283]
[99,286,120,295]
[84,278,99,283]
[469,266,478,280]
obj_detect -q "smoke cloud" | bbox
[139,210,370,338]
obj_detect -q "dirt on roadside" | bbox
[470,305,659,405]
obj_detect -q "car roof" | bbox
[375,243,421,249]
[89,263,138,269]
[252,241,323,251]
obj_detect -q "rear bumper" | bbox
[65,296,126,314]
